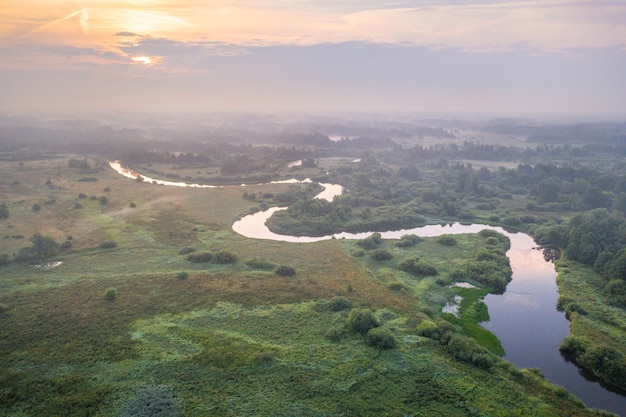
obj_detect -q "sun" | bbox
[131,56,153,65]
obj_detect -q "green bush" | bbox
[245,257,275,270]
[347,309,379,335]
[104,287,117,301]
[187,252,213,263]
[99,240,117,249]
[213,250,238,264]
[328,296,352,312]
[0,253,10,265]
[351,249,365,257]
[275,265,296,276]
[438,235,457,246]
[387,280,409,292]
[370,249,393,261]
[365,327,397,349]
[559,335,590,358]
[32,203,41,212]
[176,271,188,280]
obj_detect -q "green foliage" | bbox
[387,280,410,292]
[98,196,108,205]
[120,386,182,417]
[395,234,422,247]
[445,334,495,369]
[32,203,41,212]
[187,251,213,263]
[369,249,393,261]
[0,253,10,265]
[351,249,365,257]
[14,233,60,262]
[275,265,296,276]
[328,296,352,312]
[104,287,117,301]
[0,303,9,313]
[398,257,438,276]
[213,250,238,264]
[325,326,346,341]
[175,271,188,280]
[365,327,397,349]
[99,240,117,249]
[347,309,379,335]
[245,257,276,270]
[438,235,457,246]
[356,233,383,249]
[559,335,590,358]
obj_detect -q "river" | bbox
[110,161,626,416]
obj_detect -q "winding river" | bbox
[110,161,625,416]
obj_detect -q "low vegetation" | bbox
[1,127,624,416]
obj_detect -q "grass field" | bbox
[0,156,614,416]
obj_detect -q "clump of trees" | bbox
[398,257,438,276]
[15,233,59,262]
[560,336,626,388]
[449,231,511,293]
[186,250,238,264]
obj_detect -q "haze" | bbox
[1,0,625,116]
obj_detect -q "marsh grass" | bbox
[0,156,605,416]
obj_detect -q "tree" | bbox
[29,233,59,259]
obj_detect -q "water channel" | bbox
[110,161,626,416]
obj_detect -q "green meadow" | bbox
[0,156,614,416]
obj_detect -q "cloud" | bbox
[27,9,89,36]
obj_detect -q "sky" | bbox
[1,0,625,116]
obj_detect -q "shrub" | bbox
[328,296,352,312]
[387,280,409,292]
[120,386,182,417]
[60,241,72,251]
[32,203,41,212]
[438,235,457,246]
[370,249,393,261]
[559,335,590,359]
[129,202,136,208]
[351,249,365,257]
[78,193,87,199]
[365,327,397,349]
[245,257,275,270]
[178,246,196,255]
[213,250,238,264]
[175,271,188,280]
[0,253,10,265]
[275,265,296,276]
[413,260,438,276]
[104,287,117,300]
[99,240,117,249]
[325,326,346,342]
[74,203,83,209]
[356,233,383,249]
[347,309,379,335]
[187,252,213,263]
[98,196,108,206]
